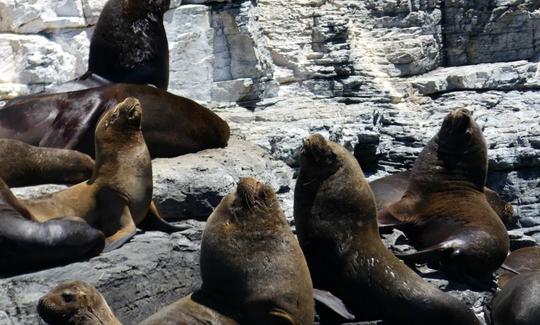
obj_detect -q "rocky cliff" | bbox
[0,0,539,324]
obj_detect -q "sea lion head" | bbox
[438,108,478,149]
[123,0,170,17]
[37,281,116,325]
[298,133,342,179]
[96,97,143,137]
[218,177,283,225]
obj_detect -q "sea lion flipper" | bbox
[313,289,355,320]
[39,97,103,149]
[268,309,296,325]
[395,243,453,265]
[138,201,189,233]
[103,226,137,253]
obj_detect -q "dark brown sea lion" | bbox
[88,0,170,89]
[18,97,185,252]
[294,133,480,325]
[0,178,104,274]
[489,247,540,325]
[197,177,315,324]
[38,281,238,325]
[497,246,540,288]
[0,139,94,187]
[369,171,514,226]
[0,84,230,158]
[378,109,509,281]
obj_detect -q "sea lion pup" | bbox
[369,171,514,227]
[197,177,316,324]
[38,281,122,325]
[489,247,540,325]
[19,97,186,252]
[294,133,480,325]
[88,0,170,89]
[38,281,238,325]
[378,109,509,281]
[0,139,94,187]
[0,178,104,273]
[0,84,230,158]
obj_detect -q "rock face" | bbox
[1,0,540,324]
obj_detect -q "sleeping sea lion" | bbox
[378,109,509,281]
[88,0,170,89]
[489,247,540,325]
[294,133,480,325]
[18,97,185,252]
[369,171,514,227]
[0,139,94,187]
[0,83,230,158]
[0,178,104,274]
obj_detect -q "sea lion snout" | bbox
[300,134,336,166]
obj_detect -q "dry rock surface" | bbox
[1,0,540,324]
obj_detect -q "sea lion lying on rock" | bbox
[0,139,94,187]
[489,247,540,325]
[0,84,230,158]
[0,177,104,274]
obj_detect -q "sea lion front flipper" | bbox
[378,193,421,228]
[97,187,137,252]
[313,289,355,320]
[39,96,104,149]
[138,201,189,233]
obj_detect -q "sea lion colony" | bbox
[0,0,532,324]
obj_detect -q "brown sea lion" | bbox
[369,171,514,226]
[87,0,170,89]
[37,281,238,325]
[18,97,185,252]
[497,246,540,288]
[294,133,480,325]
[38,281,122,325]
[488,247,540,325]
[0,139,94,187]
[0,178,104,274]
[197,177,316,324]
[378,109,509,281]
[0,83,230,158]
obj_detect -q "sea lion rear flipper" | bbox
[138,201,189,233]
[267,309,296,325]
[39,97,103,149]
[395,242,453,265]
[313,289,355,320]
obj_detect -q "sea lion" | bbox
[488,247,540,325]
[378,109,509,281]
[18,97,185,252]
[0,178,104,274]
[38,281,238,325]
[294,133,480,324]
[197,177,315,324]
[0,139,94,187]
[0,83,230,158]
[38,281,122,325]
[369,171,514,227]
[497,246,540,288]
[88,0,170,89]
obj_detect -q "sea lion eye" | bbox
[61,293,75,303]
